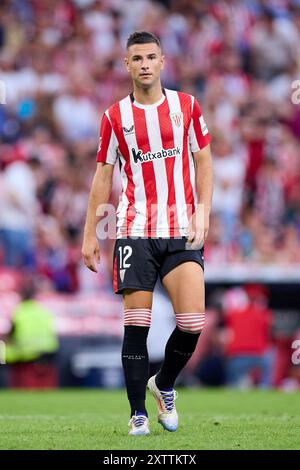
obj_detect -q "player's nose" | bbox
[141,59,151,67]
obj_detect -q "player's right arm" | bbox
[82,110,118,272]
[82,162,114,272]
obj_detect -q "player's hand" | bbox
[81,236,100,273]
[187,206,209,250]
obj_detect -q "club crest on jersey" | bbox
[170,112,183,127]
[122,125,135,135]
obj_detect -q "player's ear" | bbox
[124,56,130,72]
[160,54,165,70]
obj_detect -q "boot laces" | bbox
[161,390,178,413]
[130,414,147,427]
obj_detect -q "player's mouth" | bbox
[139,73,152,77]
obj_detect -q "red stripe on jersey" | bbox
[97,113,112,163]
[109,103,135,236]
[177,93,195,218]
[132,104,157,237]
[113,256,118,292]
[157,100,180,237]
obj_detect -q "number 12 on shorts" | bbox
[118,245,133,269]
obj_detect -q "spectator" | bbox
[212,130,246,242]
[0,157,41,268]
[5,277,59,388]
[250,8,295,79]
[224,285,274,388]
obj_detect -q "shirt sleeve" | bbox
[188,97,211,152]
[96,111,118,165]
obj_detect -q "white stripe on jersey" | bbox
[165,89,189,236]
[104,110,119,165]
[145,107,169,237]
[119,96,147,236]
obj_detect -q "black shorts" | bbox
[112,237,204,294]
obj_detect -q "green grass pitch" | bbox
[0,388,299,450]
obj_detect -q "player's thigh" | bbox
[122,289,153,310]
[162,261,205,313]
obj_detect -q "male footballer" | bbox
[82,31,213,435]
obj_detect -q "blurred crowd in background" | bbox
[0,0,300,389]
[1,0,300,291]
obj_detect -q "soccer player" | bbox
[82,31,213,435]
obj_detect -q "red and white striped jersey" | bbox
[97,88,211,238]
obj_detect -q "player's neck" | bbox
[132,83,163,105]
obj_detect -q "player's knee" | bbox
[176,312,205,334]
[124,308,151,327]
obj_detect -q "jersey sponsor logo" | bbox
[199,115,208,136]
[170,112,183,127]
[131,147,181,164]
[122,125,135,135]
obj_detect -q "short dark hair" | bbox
[126,31,161,50]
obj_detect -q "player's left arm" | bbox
[187,96,213,249]
[188,144,213,248]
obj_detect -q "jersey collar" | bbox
[130,88,166,109]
